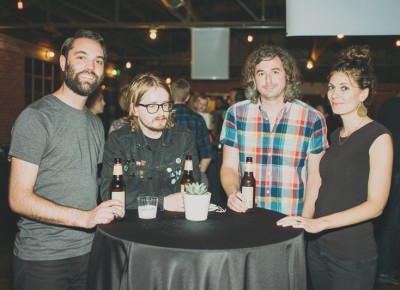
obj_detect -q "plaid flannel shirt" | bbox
[220,99,328,215]
[173,104,212,160]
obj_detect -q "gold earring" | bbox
[357,102,368,117]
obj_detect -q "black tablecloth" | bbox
[87,208,306,290]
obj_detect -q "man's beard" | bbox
[64,63,103,97]
[140,117,167,132]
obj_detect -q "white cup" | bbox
[137,196,158,219]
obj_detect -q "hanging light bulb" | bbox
[396,39,400,47]
[306,60,314,69]
[125,61,132,69]
[247,35,253,43]
[149,29,158,40]
[17,0,24,10]
[337,34,344,39]
[45,50,55,58]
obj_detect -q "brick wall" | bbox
[0,36,25,145]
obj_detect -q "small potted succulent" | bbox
[183,182,212,221]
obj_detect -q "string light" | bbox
[337,34,344,39]
[115,69,121,76]
[306,60,314,69]
[45,50,55,58]
[247,35,253,43]
[17,0,23,10]
[112,69,122,76]
[149,29,158,40]
[125,61,132,69]
[396,39,400,47]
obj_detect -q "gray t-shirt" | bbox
[9,94,105,260]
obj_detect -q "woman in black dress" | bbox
[277,45,393,290]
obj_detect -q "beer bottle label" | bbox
[242,186,254,208]
[184,160,193,171]
[113,164,123,175]
[112,190,125,214]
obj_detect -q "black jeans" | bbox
[307,241,377,290]
[13,253,90,290]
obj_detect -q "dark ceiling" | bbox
[1,0,400,83]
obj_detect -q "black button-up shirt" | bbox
[100,124,200,209]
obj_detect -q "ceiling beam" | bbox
[55,0,112,23]
[235,0,259,21]
[154,0,188,23]
[0,21,285,30]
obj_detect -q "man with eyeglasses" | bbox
[100,72,201,211]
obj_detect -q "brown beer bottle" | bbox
[241,156,256,213]
[110,158,125,220]
[180,155,195,193]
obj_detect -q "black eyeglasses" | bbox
[138,102,173,114]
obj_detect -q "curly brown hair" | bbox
[328,45,376,108]
[124,72,175,133]
[242,45,301,103]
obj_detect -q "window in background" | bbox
[24,57,61,106]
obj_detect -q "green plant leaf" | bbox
[185,182,208,195]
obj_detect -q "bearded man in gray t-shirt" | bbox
[8,29,124,290]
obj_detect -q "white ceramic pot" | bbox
[183,192,211,221]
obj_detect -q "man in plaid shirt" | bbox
[220,45,329,216]
[171,79,212,185]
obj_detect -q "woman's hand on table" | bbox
[164,192,185,212]
[276,216,325,233]
[227,191,248,213]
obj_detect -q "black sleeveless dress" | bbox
[313,121,390,260]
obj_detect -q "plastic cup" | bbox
[137,196,158,219]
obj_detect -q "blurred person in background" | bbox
[108,84,130,134]
[193,93,212,130]
[207,96,227,205]
[375,92,400,286]
[186,91,197,111]
[86,88,106,115]
[170,79,212,186]
[226,87,246,108]
[210,96,226,144]
[315,102,342,143]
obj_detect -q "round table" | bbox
[87,208,306,290]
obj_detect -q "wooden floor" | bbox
[0,148,399,290]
